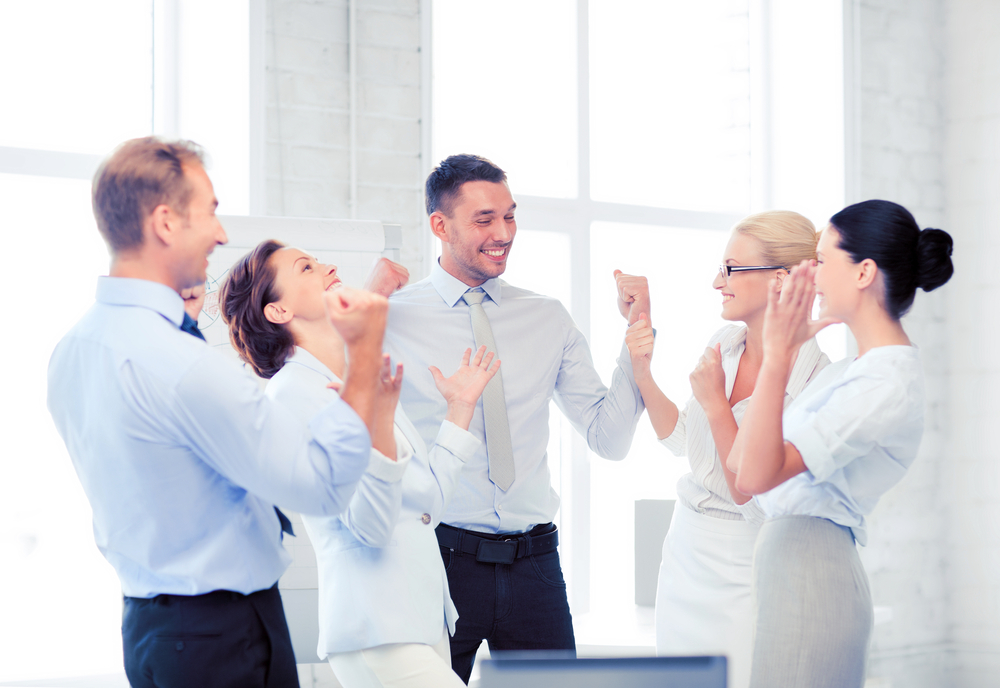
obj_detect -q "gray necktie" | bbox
[462,288,515,491]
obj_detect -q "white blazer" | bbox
[266,347,481,657]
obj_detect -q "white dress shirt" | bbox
[660,325,830,524]
[385,261,645,534]
[267,347,481,654]
[46,277,372,598]
[756,345,925,545]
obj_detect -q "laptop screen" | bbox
[479,655,727,688]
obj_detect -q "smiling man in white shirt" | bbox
[374,154,649,682]
[47,137,388,688]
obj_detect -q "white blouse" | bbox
[660,325,830,524]
[756,345,924,545]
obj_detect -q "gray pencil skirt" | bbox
[749,515,873,688]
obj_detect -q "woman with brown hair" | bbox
[220,240,499,688]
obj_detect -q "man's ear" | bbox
[774,270,788,292]
[429,211,450,243]
[148,204,179,247]
[264,301,292,325]
[857,258,878,290]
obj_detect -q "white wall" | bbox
[265,0,427,277]
[853,1,954,685]
[944,0,1000,684]
[858,1,1000,685]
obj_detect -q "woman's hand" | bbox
[371,354,402,460]
[625,314,654,381]
[690,343,728,416]
[762,260,839,363]
[430,346,501,430]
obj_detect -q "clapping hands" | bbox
[430,346,501,430]
[762,260,839,362]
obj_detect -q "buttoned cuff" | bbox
[785,423,835,483]
[434,420,481,462]
[365,447,410,483]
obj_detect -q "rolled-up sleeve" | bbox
[657,399,689,457]
[784,374,906,484]
[175,355,371,517]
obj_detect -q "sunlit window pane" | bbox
[589,0,751,214]
[588,221,729,611]
[0,1,153,155]
[0,174,119,681]
[432,0,578,199]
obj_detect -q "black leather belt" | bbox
[436,522,559,565]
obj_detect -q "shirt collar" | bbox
[717,325,821,400]
[285,346,343,384]
[430,260,503,307]
[96,277,186,327]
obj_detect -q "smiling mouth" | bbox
[481,246,508,261]
[325,279,342,292]
[722,294,734,303]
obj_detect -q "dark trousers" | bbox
[438,523,576,683]
[122,583,298,688]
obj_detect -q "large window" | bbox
[0,2,260,680]
[432,0,849,628]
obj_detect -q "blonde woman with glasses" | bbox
[623,211,830,688]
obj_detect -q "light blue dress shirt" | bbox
[385,261,645,534]
[756,345,925,545]
[267,348,481,655]
[47,277,372,598]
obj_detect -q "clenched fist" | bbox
[324,286,389,347]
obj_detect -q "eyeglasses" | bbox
[718,264,786,279]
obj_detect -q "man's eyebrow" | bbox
[508,203,516,212]
[472,208,496,217]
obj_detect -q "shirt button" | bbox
[421,513,431,524]
[175,641,184,651]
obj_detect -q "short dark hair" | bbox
[218,240,294,379]
[829,200,954,320]
[92,137,205,253]
[425,154,507,215]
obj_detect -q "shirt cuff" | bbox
[434,420,482,462]
[785,422,836,483]
[365,447,410,483]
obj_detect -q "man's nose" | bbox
[217,222,229,245]
[492,221,513,243]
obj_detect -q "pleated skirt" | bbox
[749,515,873,688]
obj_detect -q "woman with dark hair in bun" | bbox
[724,200,954,687]
[219,240,499,688]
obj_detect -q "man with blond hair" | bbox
[48,137,387,687]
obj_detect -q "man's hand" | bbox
[181,283,206,321]
[371,354,403,460]
[430,346,501,430]
[364,257,410,297]
[613,270,651,326]
[324,286,389,348]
